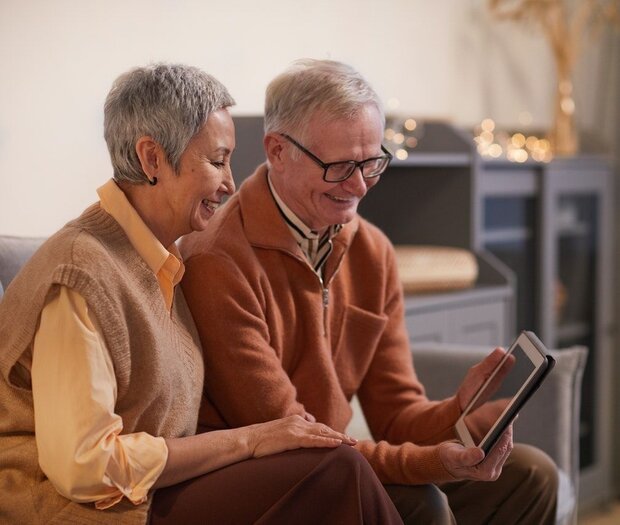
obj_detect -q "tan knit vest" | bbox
[0,204,204,524]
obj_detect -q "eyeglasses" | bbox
[280,133,393,183]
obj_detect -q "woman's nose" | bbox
[223,169,236,195]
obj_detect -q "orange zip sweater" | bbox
[180,164,461,485]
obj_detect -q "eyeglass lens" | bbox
[325,157,389,182]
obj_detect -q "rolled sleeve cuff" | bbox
[95,434,168,510]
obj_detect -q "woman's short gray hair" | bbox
[104,63,235,184]
[264,59,384,146]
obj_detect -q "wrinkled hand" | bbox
[439,424,513,481]
[456,347,507,412]
[247,415,357,458]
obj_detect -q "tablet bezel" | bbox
[454,331,549,454]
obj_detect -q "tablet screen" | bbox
[463,344,537,447]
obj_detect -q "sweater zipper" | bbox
[317,258,345,338]
[277,249,344,338]
[318,274,329,337]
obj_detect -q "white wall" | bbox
[0,0,613,236]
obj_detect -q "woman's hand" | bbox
[246,415,357,458]
[156,416,357,489]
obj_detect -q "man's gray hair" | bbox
[104,63,235,183]
[264,59,384,146]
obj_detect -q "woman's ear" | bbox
[135,136,162,182]
[263,133,286,171]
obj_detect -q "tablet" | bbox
[454,331,555,454]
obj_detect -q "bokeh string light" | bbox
[383,103,424,161]
[383,98,553,164]
[473,118,553,163]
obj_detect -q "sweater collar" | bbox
[238,163,360,259]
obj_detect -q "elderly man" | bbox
[180,59,558,524]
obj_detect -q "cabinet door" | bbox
[446,302,506,346]
[405,300,508,346]
[541,169,613,488]
[405,309,447,344]
[482,194,539,334]
[554,195,598,470]
[480,161,614,500]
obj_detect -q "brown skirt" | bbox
[150,445,402,525]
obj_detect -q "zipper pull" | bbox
[322,287,329,337]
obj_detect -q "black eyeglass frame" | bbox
[280,133,393,183]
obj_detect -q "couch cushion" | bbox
[0,235,45,291]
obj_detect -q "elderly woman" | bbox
[0,64,401,524]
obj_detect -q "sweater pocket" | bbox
[333,304,388,397]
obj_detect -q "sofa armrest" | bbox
[0,235,45,294]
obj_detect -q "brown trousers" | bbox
[385,444,559,525]
[150,445,403,525]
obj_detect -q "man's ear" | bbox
[135,136,162,181]
[264,133,286,171]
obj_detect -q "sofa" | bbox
[1,235,586,524]
[0,235,46,298]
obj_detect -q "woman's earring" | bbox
[148,176,158,186]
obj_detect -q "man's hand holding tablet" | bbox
[438,331,555,481]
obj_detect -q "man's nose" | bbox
[341,166,368,196]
